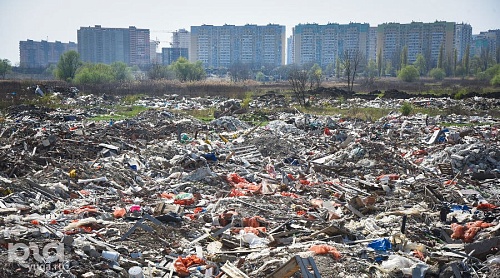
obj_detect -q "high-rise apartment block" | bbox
[190,24,286,69]
[19,40,77,68]
[454,23,473,62]
[377,21,457,68]
[287,35,294,65]
[162,47,189,65]
[368,27,378,62]
[472,29,500,59]
[292,23,370,68]
[171,29,191,50]
[77,25,150,66]
[290,21,472,71]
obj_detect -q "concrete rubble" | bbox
[0,93,499,278]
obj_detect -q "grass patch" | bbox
[122,94,146,105]
[175,107,216,122]
[89,105,148,121]
[296,106,392,121]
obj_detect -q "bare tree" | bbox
[228,61,252,82]
[288,66,309,106]
[340,49,364,92]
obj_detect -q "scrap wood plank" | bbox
[221,261,250,278]
[188,224,235,246]
[345,203,365,218]
[438,163,454,176]
[231,145,263,161]
[310,224,349,237]
[267,255,321,278]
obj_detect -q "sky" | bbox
[1,0,499,65]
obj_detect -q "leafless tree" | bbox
[340,49,364,92]
[288,66,309,106]
[228,61,252,82]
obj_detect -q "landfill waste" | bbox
[0,93,499,277]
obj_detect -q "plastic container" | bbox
[102,250,120,261]
[128,266,144,278]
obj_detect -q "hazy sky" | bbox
[1,0,499,65]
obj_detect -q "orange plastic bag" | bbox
[173,257,190,277]
[193,207,204,214]
[244,183,262,193]
[242,216,266,228]
[229,188,246,197]
[227,173,247,184]
[74,205,98,215]
[174,255,206,277]
[299,179,311,185]
[376,174,400,181]
[309,244,341,260]
[113,207,126,218]
[463,226,480,243]
[281,192,299,198]
[160,192,175,199]
[173,198,195,206]
[450,223,466,239]
[477,203,497,210]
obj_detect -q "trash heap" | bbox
[0,95,499,278]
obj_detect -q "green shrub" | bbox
[454,89,468,100]
[429,68,446,80]
[400,101,413,116]
[398,65,419,82]
[476,71,489,81]
[491,74,500,86]
[241,92,253,108]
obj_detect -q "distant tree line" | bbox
[2,43,500,88]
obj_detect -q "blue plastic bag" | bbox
[368,238,392,251]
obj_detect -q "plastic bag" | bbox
[367,238,392,251]
[113,207,126,218]
[174,255,205,277]
[309,244,341,260]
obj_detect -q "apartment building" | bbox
[286,35,294,65]
[19,40,77,68]
[190,24,286,69]
[377,21,456,68]
[472,29,500,60]
[77,25,150,66]
[162,47,189,65]
[150,40,161,64]
[171,29,191,50]
[292,23,370,68]
[454,23,473,62]
[367,27,378,62]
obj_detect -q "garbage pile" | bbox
[0,94,499,278]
